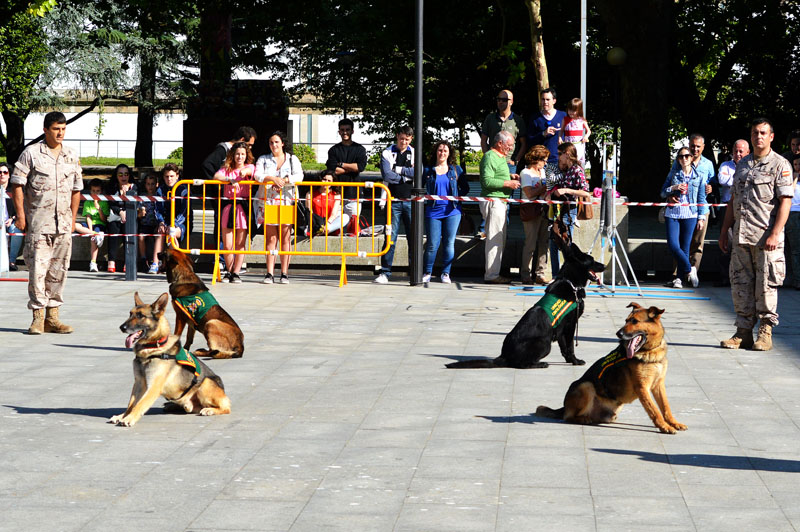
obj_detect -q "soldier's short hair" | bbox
[44,112,66,129]
[750,117,774,134]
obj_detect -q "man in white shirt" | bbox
[714,139,749,286]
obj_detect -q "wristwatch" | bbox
[337,162,344,169]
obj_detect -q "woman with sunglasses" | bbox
[660,147,708,288]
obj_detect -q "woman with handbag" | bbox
[519,145,551,284]
[422,140,469,283]
[660,146,707,288]
[254,131,304,284]
[547,142,591,275]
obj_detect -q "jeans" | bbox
[550,207,577,276]
[665,216,697,277]
[6,224,24,263]
[381,200,412,275]
[424,213,461,275]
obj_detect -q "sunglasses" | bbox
[0,169,9,174]
[678,154,691,159]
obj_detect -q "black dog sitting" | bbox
[447,220,605,369]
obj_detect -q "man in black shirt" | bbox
[326,118,367,224]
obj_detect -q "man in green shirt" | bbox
[480,131,521,283]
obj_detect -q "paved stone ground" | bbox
[1,270,800,532]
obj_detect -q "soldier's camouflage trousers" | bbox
[24,233,72,310]
[730,243,785,329]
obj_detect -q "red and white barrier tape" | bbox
[2,191,730,208]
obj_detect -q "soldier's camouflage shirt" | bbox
[10,141,83,235]
[732,149,793,247]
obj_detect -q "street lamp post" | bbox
[606,47,626,177]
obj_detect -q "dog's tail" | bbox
[445,357,504,369]
[535,405,565,419]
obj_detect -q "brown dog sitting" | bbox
[112,292,231,427]
[536,302,687,434]
[161,247,244,359]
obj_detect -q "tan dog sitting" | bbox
[111,292,231,427]
[537,302,687,434]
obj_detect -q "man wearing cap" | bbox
[9,111,83,334]
[719,118,793,351]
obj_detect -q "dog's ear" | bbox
[647,306,666,319]
[626,302,643,310]
[153,293,170,315]
[134,291,145,306]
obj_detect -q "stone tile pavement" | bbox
[1,270,799,531]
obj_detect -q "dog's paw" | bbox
[108,414,124,424]
[657,424,677,434]
[671,422,688,431]
[115,417,137,427]
[532,361,549,369]
[198,407,217,416]
[572,358,586,366]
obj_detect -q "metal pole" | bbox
[580,0,587,111]
[125,203,137,281]
[410,0,424,285]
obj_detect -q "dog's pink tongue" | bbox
[626,336,640,358]
[125,333,139,349]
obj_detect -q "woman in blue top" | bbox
[660,146,708,288]
[422,140,469,283]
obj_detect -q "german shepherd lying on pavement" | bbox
[110,292,231,427]
[536,302,687,434]
[161,247,244,359]
[446,220,604,369]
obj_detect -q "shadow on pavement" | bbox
[593,448,800,472]
[3,404,163,419]
[54,344,128,352]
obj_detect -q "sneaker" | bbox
[230,272,242,284]
[89,262,99,272]
[148,262,160,274]
[440,273,451,284]
[477,231,486,240]
[9,263,18,271]
[422,273,432,283]
[280,273,290,284]
[373,273,389,284]
[664,278,682,289]
[221,272,231,283]
[688,266,699,288]
[107,261,116,273]
[240,263,247,273]
[261,273,274,284]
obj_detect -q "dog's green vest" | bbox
[175,346,202,378]
[174,291,218,324]
[534,293,578,326]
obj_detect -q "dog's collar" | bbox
[139,335,170,350]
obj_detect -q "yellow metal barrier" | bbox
[168,179,393,286]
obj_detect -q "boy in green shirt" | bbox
[75,178,109,272]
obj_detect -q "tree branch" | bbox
[23,96,100,148]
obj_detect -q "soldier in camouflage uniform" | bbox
[718,118,793,351]
[9,112,83,335]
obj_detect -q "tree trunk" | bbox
[596,0,672,201]
[135,56,156,168]
[1,110,27,165]
[523,0,549,93]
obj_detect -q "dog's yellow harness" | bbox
[534,293,578,326]
[174,291,218,324]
